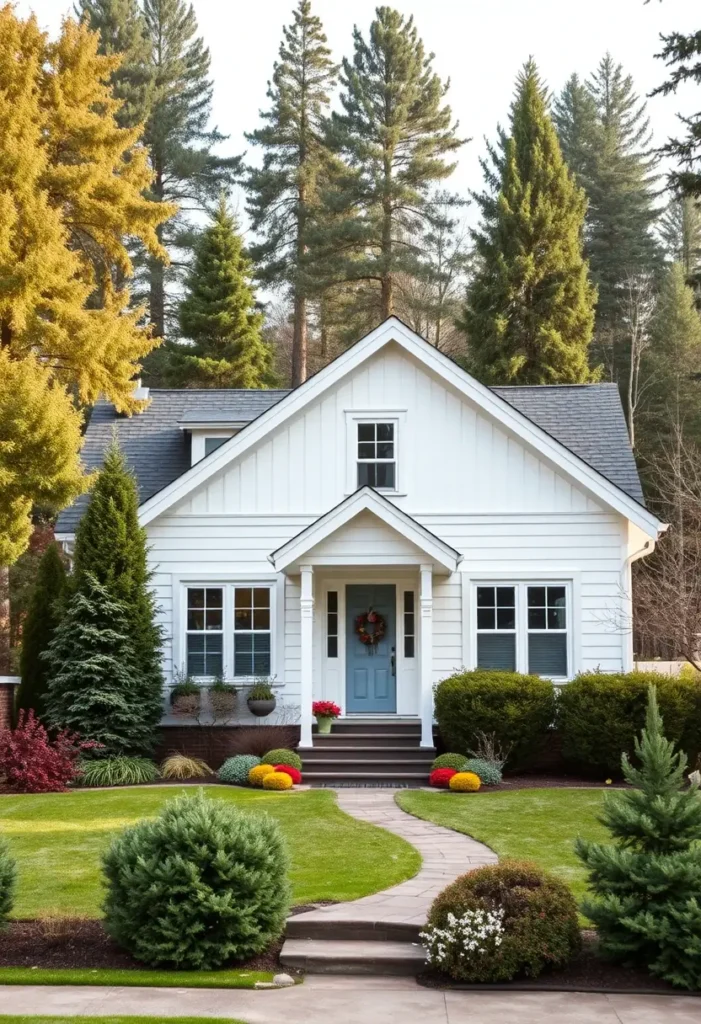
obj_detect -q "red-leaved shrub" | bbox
[274,764,302,784]
[0,710,93,793]
[430,767,457,788]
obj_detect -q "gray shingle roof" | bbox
[56,380,643,534]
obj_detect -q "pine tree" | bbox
[246,0,338,386]
[319,6,463,327]
[659,196,701,293]
[139,0,241,347]
[576,687,701,991]
[552,74,598,190]
[170,198,273,388]
[75,0,154,129]
[45,574,157,756]
[463,61,597,385]
[641,263,701,450]
[17,544,67,722]
[652,27,701,199]
[72,438,164,743]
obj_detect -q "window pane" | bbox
[204,437,227,456]
[187,634,204,676]
[404,613,415,635]
[404,591,414,613]
[188,588,205,609]
[327,636,338,658]
[187,633,222,677]
[404,636,415,658]
[377,423,394,441]
[477,608,495,630]
[477,587,495,608]
[496,587,515,607]
[234,633,270,677]
[235,609,252,630]
[528,587,546,608]
[358,442,375,459]
[549,586,566,607]
[548,606,566,629]
[253,634,271,675]
[253,608,270,630]
[187,609,204,631]
[253,588,270,608]
[377,441,394,459]
[496,607,515,629]
[528,607,547,629]
[477,634,516,671]
[358,463,372,487]
[375,462,395,488]
[529,634,567,676]
[358,423,375,442]
[206,608,222,631]
[205,588,222,608]
[327,612,337,634]
[328,591,338,613]
[235,588,252,609]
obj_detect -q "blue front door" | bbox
[346,584,396,713]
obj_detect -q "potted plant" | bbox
[170,675,201,717]
[208,677,238,721]
[247,679,276,718]
[312,700,342,735]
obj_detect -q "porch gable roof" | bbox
[268,487,461,574]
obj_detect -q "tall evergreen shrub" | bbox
[16,543,67,722]
[576,688,701,990]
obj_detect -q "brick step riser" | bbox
[285,920,421,943]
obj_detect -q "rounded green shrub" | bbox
[261,748,302,771]
[464,758,502,785]
[218,754,261,784]
[0,837,17,929]
[557,672,701,775]
[102,791,291,968]
[80,756,160,787]
[434,670,556,771]
[431,753,467,772]
[424,860,580,982]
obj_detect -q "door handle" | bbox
[391,646,396,676]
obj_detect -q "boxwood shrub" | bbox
[434,670,556,771]
[557,671,701,775]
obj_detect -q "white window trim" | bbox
[173,575,283,684]
[465,573,579,681]
[344,409,407,495]
[190,430,236,466]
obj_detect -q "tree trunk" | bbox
[291,292,307,387]
[1,319,11,348]
[150,221,166,339]
[0,566,10,675]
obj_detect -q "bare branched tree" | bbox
[634,428,701,668]
[620,273,657,447]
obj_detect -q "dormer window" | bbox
[357,422,395,489]
[204,436,228,456]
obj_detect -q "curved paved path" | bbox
[293,788,497,932]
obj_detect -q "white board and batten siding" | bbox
[148,343,634,702]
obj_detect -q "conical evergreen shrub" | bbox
[576,686,701,990]
[45,574,157,756]
[17,543,67,722]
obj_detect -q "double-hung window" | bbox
[357,422,396,489]
[475,582,570,678]
[185,584,273,679]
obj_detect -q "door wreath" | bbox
[355,608,386,653]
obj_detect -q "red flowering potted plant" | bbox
[312,700,341,735]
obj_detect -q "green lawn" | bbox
[0,1018,245,1024]
[0,968,273,988]
[396,788,609,903]
[0,786,420,918]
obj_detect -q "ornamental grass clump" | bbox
[261,748,302,771]
[576,686,701,991]
[0,837,17,929]
[218,755,261,784]
[102,792,291,968]
[160,754,213,780]
[80,756,160,787]
[425,860,580,982]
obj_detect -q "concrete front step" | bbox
[286,917,421,943]
[279,937,426,976]
[304,745,432,760]
[311,733,427,748]
[304,760,433,772]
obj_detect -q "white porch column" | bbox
[299,564,314,748]
[419,563,434,748]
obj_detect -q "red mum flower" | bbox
[274,764,302,785]
[429,767,457,788]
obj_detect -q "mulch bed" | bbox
[0,919,282,973]
[418,930,698,994]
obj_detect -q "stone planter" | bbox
[247,697,276,718]
[315,715,334,735]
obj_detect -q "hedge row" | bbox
[434,669,701,775]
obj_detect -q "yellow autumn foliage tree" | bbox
[0,6,175,561]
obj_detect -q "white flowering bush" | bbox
[421,908,504,971]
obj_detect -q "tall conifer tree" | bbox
[659,197,701,292]
[246,0,338,386]
[319,6,463,328]
[652,25,701,199]
[72,438,164,743]
[463,61,597,385]
[17,544,67,722]
[171,198,273,388]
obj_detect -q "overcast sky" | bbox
[17,0,701,228]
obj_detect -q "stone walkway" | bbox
[293,788,497,931]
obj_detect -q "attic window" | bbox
[204,436,228,456]
[357,422,396,489]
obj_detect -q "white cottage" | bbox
[56,318,665,765]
